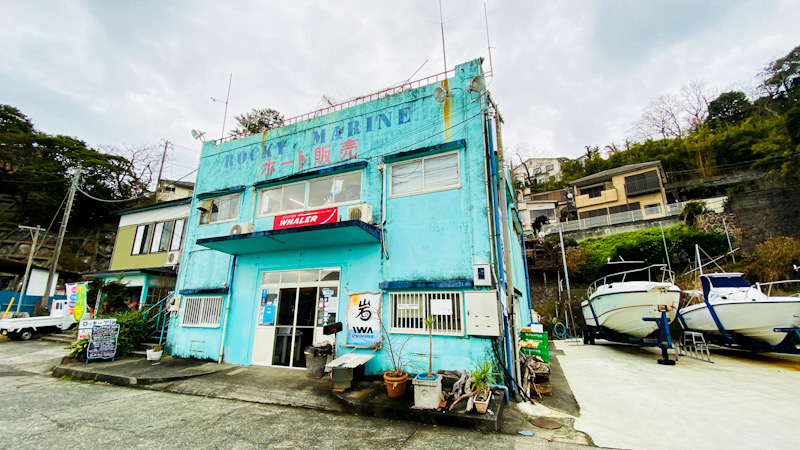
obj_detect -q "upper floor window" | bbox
[259,172,362,216]
[580,185,605,198]
[131,218,186,255]
[390,151,460,197]
[546,164,554,172]
[200,194,240,225]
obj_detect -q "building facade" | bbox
[85,198,190,308]
[569,161,668,221]
[166,59,531,381]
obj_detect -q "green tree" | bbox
[759,44,800,114]
[232,108,285,135]
[707,91,755,129]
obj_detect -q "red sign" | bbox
[273,207,338,230]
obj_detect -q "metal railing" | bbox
[541,201,688,235]
[587,264,675,296]
[624,178,661,196]
[142,291,175,346]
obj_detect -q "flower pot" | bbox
[146,349,163,361]
[383,371,408,398]
[412,374,442,409]
[474,392,491,414]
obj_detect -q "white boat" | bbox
[582,262,681,339]
[678,273,800,346]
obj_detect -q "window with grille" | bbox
[181,296,224,327]
[390,292,462,335]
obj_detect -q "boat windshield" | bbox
[596,261,650,283]
[708,276,751,289]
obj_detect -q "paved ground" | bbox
[555,339,800,450]
[0,338,587,449]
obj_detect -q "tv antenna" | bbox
[438,0,447,74]
[211,73,232,138]
[484,2,494,78]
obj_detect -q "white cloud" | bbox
[1,0,799,182]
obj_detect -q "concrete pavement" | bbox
[555,339,800,450]
[1,338,591,448]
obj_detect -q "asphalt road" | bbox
[0,340,583,449]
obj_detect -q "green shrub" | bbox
[97,309,158,356]
[746,236,800,282]
[679,201,707,227]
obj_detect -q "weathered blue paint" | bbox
[178,287,229,295]
[378,280,473,289]
[167,59,531,377]
[196,185,247,200]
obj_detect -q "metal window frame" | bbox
[180,295,224,328]
[389,291,464,336]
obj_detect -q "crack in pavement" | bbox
[394,424,420,449]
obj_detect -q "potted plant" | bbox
[146,344,163,361]
[381,320,411,398]
[469,359,496,414]
[412,317,442,409]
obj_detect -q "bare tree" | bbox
[630,81,718,141]
[681,80,717,130]
[97,143,162,195]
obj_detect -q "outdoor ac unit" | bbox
[197,199,213,211]
[165,251,182,267]
[230,222,255,235]
[347,204,372,223]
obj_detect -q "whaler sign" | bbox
[273,207,337,230]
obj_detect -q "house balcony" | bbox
[575,188,618,208]
[625,178,661,197]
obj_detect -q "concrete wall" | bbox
[727,187,800,251]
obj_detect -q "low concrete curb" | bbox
[52,365,212,386]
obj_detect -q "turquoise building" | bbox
[166,58,532,387]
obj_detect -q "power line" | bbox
[76,186,147,203]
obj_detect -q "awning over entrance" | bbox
[196,220,382,255]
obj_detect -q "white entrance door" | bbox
[251,268,339,367]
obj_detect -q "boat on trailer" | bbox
[582,261,681,341]
[678,273,800,348]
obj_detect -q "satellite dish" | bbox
[433,86,448,103]
[468,75,486,93]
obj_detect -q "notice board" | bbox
[87,323,120,361]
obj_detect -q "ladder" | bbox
[679,331,713,363]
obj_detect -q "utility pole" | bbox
[155,140,170,201]
[17,225,43,313]
[38,168,81,313]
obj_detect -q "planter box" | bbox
[412,374,442,410]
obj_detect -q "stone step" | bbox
[40,334,75,345]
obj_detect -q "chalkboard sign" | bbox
[87,324,120,361]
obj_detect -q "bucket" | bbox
[304,353,326,378]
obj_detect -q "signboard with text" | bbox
[78,318,117,339]
[273,207,338,230]
[87,323,120,360]
[345,292,381,347]
[65,282,88,321]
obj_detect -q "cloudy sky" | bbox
[2,1,799,183]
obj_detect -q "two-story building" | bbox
[568,161,668,222]
[513,157,566,185]
[165,59,531,383]
[85,198,191,308]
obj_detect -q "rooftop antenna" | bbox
[211,73,232,138]
[484,2,494,77]
[438,0,447,74]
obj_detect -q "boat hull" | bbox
[679,299,800,346]
[582,283,680,339]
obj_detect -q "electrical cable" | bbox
[76,186,147,203]
[491,337,532,402]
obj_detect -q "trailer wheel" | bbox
[17,330,34,341]
[583,330,589,345]
[588,329,596,345]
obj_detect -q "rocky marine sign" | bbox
[220,106,413,179]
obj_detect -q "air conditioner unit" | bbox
[230,222,255,235]
[347,204,372,223]
[197,199,213,211]
[165,251,182,267]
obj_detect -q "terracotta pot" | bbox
[383,371,408,398]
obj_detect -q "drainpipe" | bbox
[521,232,533,320]
[492,107,523,399]
[485,119,516,393]
[218,255,237,363]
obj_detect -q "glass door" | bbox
[273,287,318,368]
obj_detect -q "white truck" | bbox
[0,299,76,340]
